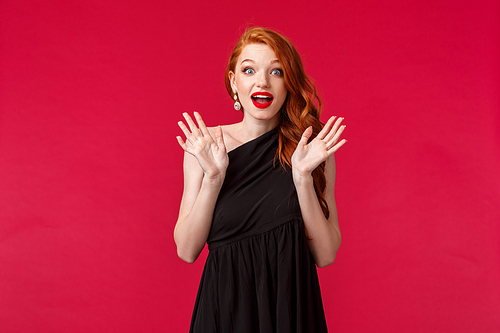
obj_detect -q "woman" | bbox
[175,27,346,333]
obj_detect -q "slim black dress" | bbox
[189,128,328,333]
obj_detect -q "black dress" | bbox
[189,128,328,333]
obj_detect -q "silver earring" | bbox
[233,93,241,111]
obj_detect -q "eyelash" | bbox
[271,69,283,76]
[242,67,284,76]
[242,67,255,74]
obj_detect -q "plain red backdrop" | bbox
[1,0,499,332]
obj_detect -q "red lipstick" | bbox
[251,92,274,109]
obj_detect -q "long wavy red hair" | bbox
[224,27,330,218]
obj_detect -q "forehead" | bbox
[238,43,278,63]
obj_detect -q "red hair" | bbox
[224,27,329,218]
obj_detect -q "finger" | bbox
[183,112,200,137]
[324,117,344,142]
[299,126,313,146]
[328,139,347,154]
[215,126,226,152]
[316,117,336,140]
[194,112,209,136]
[176,136,188,150]
[326,125,346,149]
[177,120,192,138]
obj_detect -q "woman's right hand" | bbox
[176,112,229,180]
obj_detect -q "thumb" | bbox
[215,126,226,152]
[298,126,313,146]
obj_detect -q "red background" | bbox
[1,0,499,332]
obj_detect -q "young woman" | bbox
[175,27,346,333]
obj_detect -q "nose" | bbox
[256,72,269,88]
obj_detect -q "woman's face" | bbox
[229,43,287,123]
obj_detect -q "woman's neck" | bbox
[235,113,280,142]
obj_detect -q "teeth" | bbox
[253,95,272,99]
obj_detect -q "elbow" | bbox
[175,236,201,264]
[179,256,197,264]
[315,233,341,268]
[177,248,198,264]
[174,227,199,264]
[316,239,340,268]
[316,253,336,268]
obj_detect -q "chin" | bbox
[252,110,280,121]
[243,105,280,119]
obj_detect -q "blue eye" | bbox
[243,67,255,74]
[271,68,283,76]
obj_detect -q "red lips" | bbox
[251,92,274,109]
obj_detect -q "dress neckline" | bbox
[227,127,279,155]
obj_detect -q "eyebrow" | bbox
[240,59,280,65]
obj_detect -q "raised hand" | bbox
[291,116,346,178]
[177,112,229,179]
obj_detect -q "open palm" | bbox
[291,116,346,177]
[176,112,228,178]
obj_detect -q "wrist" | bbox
[203,172,225,187]
[292,168,313,187]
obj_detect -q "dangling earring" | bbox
[233,93,241,111]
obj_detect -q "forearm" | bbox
[294,173,341,268]
[174,176,224,263]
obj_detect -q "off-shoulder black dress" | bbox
[189,128,328,333]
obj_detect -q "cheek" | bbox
[236,80,249,94]
[277,82,287,98]
[275,91,287,110]
[279,87,288,102]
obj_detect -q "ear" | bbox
[228,71,237,93]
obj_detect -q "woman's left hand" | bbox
[291,116,347,179]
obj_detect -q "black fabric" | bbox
[189,128,328,333]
